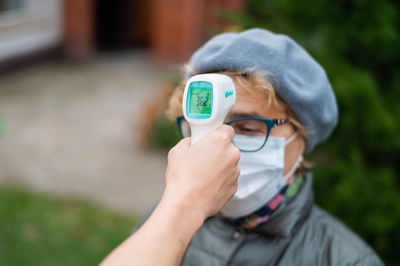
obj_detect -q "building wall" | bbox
[0,0,62,62]
[63,0,94,59]
[0,0,245,64]
[150,0,245,63]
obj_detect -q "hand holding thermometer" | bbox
[182,74,237,144]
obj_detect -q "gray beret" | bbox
[187,28,338,153]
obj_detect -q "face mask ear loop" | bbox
[285,132,299,146]
[284,155,303,179]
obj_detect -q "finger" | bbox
[231,180,239,197]
[217,124,235,139]
[223,165,240,188]
[227,165,240,187]
[230,165,241,184]
[180,137,192,148]
[235,165,241,179]
[231,145,241,164]
[175,137,191,149]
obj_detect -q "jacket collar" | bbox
[253,172,314,237]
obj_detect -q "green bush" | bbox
[224,0,400,264]
[149,115,181,150]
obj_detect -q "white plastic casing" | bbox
[182,73,237,143]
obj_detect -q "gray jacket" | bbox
[137,173,384,265]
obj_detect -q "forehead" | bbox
[226,77,287,120]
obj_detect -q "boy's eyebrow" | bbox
[227,112,262,120]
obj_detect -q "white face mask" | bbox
[220,132,303,218]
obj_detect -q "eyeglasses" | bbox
[176,116,288,152]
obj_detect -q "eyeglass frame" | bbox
[176,115,289,152]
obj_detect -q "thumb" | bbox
[176,137,191,149]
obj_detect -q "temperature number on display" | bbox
[188,82,213,116]
[196,94,210,107]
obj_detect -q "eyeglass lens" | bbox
[229,119,267,151]
[179,118,268,151]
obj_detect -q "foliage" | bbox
[0,185,137,266]
[224,0,400,265]
[149,115,182,150]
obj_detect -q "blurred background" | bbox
[0,0,398,265]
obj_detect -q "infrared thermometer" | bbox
[182,73,237,143]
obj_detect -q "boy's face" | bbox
[224,78,305,175]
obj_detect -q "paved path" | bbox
[0,51,174,215]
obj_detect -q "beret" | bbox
[187,28,338,153]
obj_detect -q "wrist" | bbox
[159,190,206,232]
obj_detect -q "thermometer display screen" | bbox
[188,81,212,117]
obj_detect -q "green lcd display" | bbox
[188,81,213,117]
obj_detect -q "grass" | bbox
[0,185,137,266]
